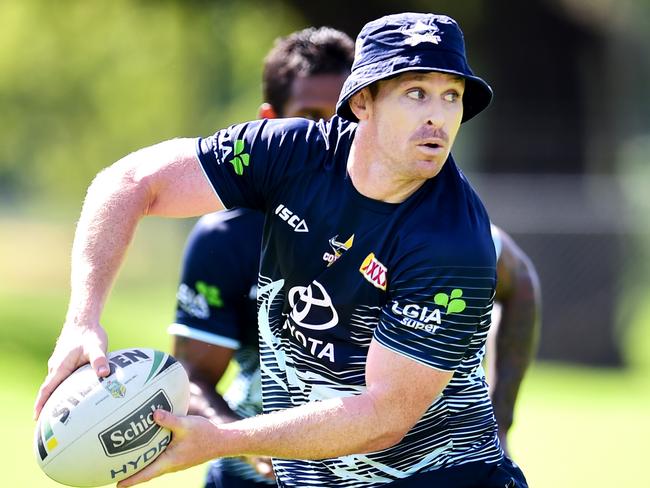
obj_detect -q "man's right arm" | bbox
[34,138,223,418]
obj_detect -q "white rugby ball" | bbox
[35,348,190,487]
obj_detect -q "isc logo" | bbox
[275,204,309,233]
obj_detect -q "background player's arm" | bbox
[488,227,541,451]
[117,340,453,487]
[172,337,239,423]
[34,138,222,417]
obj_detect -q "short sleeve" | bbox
[196,118,323,211]
[375,252,496,372]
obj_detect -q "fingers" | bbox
[116,412,182,487]
[33,366,72,419]
[33,380,55,420]
[34,326,108,419]
[82,325,109,377]
[116,452,172,487]
[88,343,109,377]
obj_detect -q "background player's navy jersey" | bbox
[172,208,261,357]
[170,209,273,485]
[197,116,501,487]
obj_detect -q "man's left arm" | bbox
[116,340,453,487]
[488,227,541,452]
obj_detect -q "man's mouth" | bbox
[422,142,442,149]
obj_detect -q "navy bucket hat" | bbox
[336,13,493,123]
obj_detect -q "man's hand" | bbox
[117,410,218,487]
[33,324,109,419]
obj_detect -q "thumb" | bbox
[153,409,182,431]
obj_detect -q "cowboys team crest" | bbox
[401,16,455,46]
[323,234,354,266]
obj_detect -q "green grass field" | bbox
[2,214,649,487]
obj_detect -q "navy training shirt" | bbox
[197,116,501,487]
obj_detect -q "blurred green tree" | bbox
[0,0,300,205]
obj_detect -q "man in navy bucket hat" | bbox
[336,13,493,123]
[38,11,529,488]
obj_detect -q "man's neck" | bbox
[347,134,427,204]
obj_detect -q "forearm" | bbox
[66,138,210,328]
[490,315,538,432]
[490,284,540,434]
[65,160,152,327]
[211,393,402,461]
[116,343,451,487]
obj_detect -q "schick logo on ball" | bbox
[98,391,171,457]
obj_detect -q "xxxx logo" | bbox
[229,139,250,175]
[359,252,387,290]
[434,288,466,314]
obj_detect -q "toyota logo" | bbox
[288,281,339,330]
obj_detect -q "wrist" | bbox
[209,420,248,459]
[63,307,102,330]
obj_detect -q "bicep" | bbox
[365,340,452,433]
[495,228,539,303]
[124,138,223,218]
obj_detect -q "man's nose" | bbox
[425,102,445,127]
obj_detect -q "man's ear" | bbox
[258,103,278,119]
[349,89,371,121]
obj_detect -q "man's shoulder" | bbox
[394,177,495,268]
[396,219,493,265]
[252,115,355,145]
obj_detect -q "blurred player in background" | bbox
[169,24,540,488]
[170,27,355,488]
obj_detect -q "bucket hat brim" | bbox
[336,51,493,123]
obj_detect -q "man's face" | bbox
[359,71,465,181]
[282,73,348,120]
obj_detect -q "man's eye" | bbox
[406,89,425,100]
[444,91,460,103]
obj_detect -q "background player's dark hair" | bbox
[262,27,354,117]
